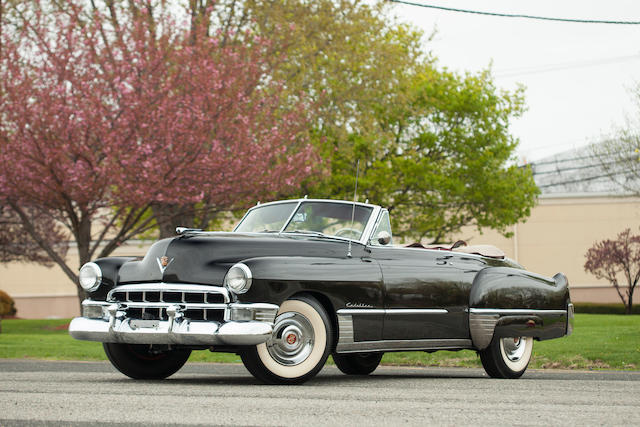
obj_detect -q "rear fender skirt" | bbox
[469,308,568,350]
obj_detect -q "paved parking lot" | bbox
[1,360,639,426]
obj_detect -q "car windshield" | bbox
[283,202,372,240]
[235,201,373,241]
[234,202,297,233]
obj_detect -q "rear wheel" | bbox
[103,343,191,379]
[333,352,383,375]
[479,336,533,379]
[240,295,333,384]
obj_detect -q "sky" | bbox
[388,0,640,162]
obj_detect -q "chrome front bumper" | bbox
[69,300,279,346]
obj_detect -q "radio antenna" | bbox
[347,160,360,258]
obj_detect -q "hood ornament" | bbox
[157,256,174,274]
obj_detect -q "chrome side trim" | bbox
[337,313,355,351]
[337,337,472,353]
[337,308,449,315]
[386,309,449,315]
[336,310,465,353]
[469,312,500,350]
[469,308,567,316]
[338,309,385,315]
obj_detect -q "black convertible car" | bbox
[70,198,573,384]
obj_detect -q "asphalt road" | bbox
[1,360,639,426]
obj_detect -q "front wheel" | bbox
[333,352,383,375]
[240,295,333,384]
[479,336,533,379]
[103,343,191,379]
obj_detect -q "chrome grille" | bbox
[107,283,228,322]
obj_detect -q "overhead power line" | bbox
[537,171,628,188]
[527,152,610,167]
[531,159,621,176]
[389,1,640,25]
[495,54,640,78]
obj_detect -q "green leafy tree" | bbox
[216,1,537,242]
[314,66,538,242]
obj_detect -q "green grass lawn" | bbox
[0,314,638,370]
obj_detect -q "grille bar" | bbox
[107,283,229,323]
[108,283,229,304]
[120,302,226,310]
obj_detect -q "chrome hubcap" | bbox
[266,312,314,366]
[502,337,526,362]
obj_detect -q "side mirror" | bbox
[376,231,391,246]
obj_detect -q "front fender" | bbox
[89,257,140,300]
[235,256,384,310]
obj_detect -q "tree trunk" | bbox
[152,203,196,238]
[76,285,88,315]
[75,214,92,313]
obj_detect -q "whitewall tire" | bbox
[479,336,533,379]
[240,295,333,384]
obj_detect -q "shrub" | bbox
[573,303,640,315]
[0,290,17,333]
[584,228,640,314]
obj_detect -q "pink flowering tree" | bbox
[0,1,317,302]
[584,228,640,314]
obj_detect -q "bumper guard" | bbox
[69,300,279,346]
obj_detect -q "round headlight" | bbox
[224,263,252,294]
[79,262,102,292]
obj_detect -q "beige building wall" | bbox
[2,194,638,318]
[1,241,150,319]
[453,194,640,303]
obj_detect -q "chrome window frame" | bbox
[367,208,393,246]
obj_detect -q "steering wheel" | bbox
[334,227,361,239]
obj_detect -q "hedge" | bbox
[573,302,639,315]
